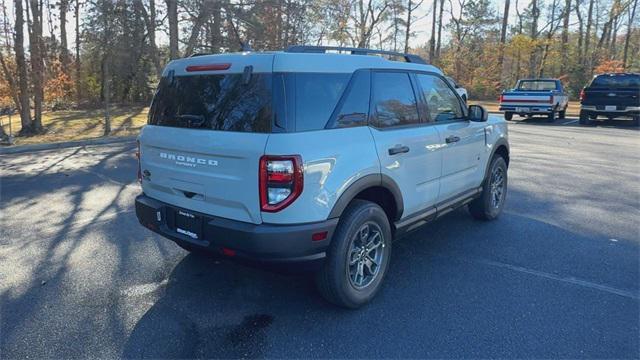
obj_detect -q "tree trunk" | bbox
[583,0,594,66]
[560,0,570,73]
[135,0,162,77]
[14,0,32,134]
[102,58,110,136]
[59,0,69,71]
[166,0,179,59]
[75,0,81,104]
[498,0,510,78]
[429,0,436,60]
[404,0,412,53]
[184,2,211,56]
[435,0,444,61]
[529,0,539,77]
[575,0,584,60]
[623,0,638,69]
[28,0,44,132]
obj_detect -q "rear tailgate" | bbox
[500,91,553,106]
[582,88,640,107]
[139,53,275,224]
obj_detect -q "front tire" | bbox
[316,200,392,309]
[469,156,508,221]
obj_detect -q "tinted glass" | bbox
[330,71,370,128]
[149,74,272,132]
[517,80,557,91]
[372,72,420,127]
[293,73,350,131]
[590,74,640,88]
[417,74,463,122]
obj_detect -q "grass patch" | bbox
[0,106,148,146]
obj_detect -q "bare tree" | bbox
[135,0,162,77]
[75,0,81,104]
[429,0,436,60]
[561,0,571,73]
[403,0,423,52]
[166,0,179,59]
[59,0,70,71]
[583,0,594,66]
[353,0,389,48]
[498,0,510,76]
[14,0,32,134]
[623,0,638,68]
[28,0,44,132]
[435,0,444,60]
[529,0,540,77]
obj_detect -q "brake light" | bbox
[580,89,585,102]
[186,63,231,72]
[259,155,303,212]
[499,94,504,102]
[548,96,554,104]
[136,140,142,183]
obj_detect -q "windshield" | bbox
[517,80,557,91]
[590,74,640,88]
[148,73,273,132]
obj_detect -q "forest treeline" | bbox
[0,0,638,137]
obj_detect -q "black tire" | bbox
[547,110,556,122]
[579,110,592,125]
[632,115,640,127]
[316,199,392,309]
[469,156,508,221]
[559,108,566,119]
[504,112,513,121]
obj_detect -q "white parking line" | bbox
[458,255,639,300]
[562,119,579,125]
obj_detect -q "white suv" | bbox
[135,46,510,308]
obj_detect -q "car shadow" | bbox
[122,206,639,359]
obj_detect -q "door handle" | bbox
[445,136,460,144]
[388,145,410,155]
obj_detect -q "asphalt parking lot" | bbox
[1,116,638,358]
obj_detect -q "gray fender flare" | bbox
[327,174,404,221]
[484,137,510,181]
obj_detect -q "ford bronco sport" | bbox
[135,46,510,308]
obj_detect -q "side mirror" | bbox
[468,104,488,122]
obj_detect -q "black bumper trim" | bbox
[135,194,338,264]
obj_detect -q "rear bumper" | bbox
[580,106,640,118]
[135,194,338,266]
[500,105,554,114]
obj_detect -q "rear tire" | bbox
[579,110,592,125]
[469,156,508,221]
[504,112,513,121]
[547,111,556,122]
[559,108,566,119]
[632,115,640,127]
[316,200,392,309]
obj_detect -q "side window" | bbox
[372,72,420,128]
[293,73,350,131]
[329,70,370,128]
[417,74,463,122]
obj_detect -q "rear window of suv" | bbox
[148,73,273,132]
[590,74,640,88]
[149,72,357,133]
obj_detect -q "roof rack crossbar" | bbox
[285,45,427,64]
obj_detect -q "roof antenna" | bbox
[227,12,252,52]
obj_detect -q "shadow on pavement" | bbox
[122,207,639,359]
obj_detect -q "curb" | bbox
[0,135,137,155]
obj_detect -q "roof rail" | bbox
[285,45,427,65]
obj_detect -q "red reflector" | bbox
[312,231,328,241]
[186,63,231,72]
[222,247,236,257]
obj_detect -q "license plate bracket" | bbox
[605,105,617,111]
[175,210,202,240]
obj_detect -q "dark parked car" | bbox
[579,73,640,126]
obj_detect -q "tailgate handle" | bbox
[174,189,204,200]
[183,191,197,199]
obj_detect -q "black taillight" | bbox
[259,155,303,212]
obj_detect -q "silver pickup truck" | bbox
[499,79,569,122]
